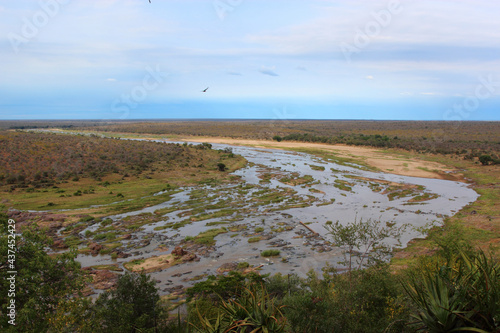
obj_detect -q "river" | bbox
[74,139,478,294]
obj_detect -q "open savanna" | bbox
[0,130,245,216]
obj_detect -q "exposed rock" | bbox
[172,246,187,257]
[7,211,67,233]
[52,239,68,250]
[180,253,198,262]
[115,250,129,258]
[217,262,238,274]
[92,270,118,290]
[165,285,184,293]
[89,242,103,256]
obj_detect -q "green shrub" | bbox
[282,265,410,333]
[261,249,280,257]
[402,249,500,332]
[248,237,261,243]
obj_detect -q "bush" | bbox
[191,283,287,332]
[402,249,500,332]
[248,236,261,243]
[261,249,280,257]
[479,154,493,165]
[92,272,160,332]
[282,266,410,333]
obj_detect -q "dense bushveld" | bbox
[0,131,227,187]
[0,130,245,212]
[1,209,498,332]
[61,120,500,157]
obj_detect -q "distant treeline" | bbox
[2,120,499,158]
[273,132,500,160]
[69,120,499,158]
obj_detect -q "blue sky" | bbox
[1,0,499,120]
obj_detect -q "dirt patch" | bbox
[173,137,464,182]
[124,247,199,273]
[124,254,178,273]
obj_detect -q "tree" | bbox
[0,207,87,332]
[479,154,493,165]
[217,162,226,171]
[325,218,407,273]
[92,272,160,332]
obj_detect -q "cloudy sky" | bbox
[1,0,499,120]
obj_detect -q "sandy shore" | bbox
[174,136,464,182]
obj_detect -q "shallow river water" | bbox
[76,140,478,294]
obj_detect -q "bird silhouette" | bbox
[201,87,209,92]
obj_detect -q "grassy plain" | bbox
[0,130,246,218]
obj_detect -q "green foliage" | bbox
[281,265,410,333]
[0,207,87,332]
[402,249,500,332]
[248,236,262,243]
[92,272,160,332]
[237,261,250,269]
[479,154,493,165]
[217,162,226,171]
[325,218,407,271]
[186,271,265,301]
[261,249,281,257]
[192,283,288,333]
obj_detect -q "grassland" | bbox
[392,155,500,266]
[0,130,246,216]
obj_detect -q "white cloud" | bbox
[259,66,279,77]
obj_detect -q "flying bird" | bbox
[201,87,209,93]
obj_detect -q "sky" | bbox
[0,0,499,120]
